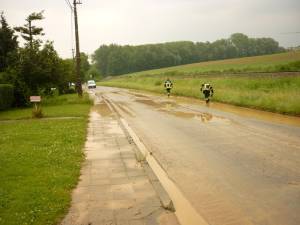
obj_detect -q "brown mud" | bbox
[92,101,112,117]
[135,98,230,124]
[130,90,300,127]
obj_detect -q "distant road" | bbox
[95,86,300,225]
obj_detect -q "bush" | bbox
[64,88,76,94]
[42,93,92,106]
[0,84,14,110]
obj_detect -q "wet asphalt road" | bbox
[94,86,300,225]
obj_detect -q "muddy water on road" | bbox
[130,90,300,127]
[135,98,230,124]
[210,101,300,126]
[98,87,300,225]
[92,101,112,117]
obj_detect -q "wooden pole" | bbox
[73,0,83,97]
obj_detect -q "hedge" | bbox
[0,84,14,110]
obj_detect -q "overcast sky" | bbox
[2,0,300,58]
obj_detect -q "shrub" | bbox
[0,84,14,110]
[64,88,76,94]
[42,93,92,106]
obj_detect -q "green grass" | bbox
[0,94,91,120]
[123,51,300,77]
[99,51,300,115]
[0,94,92,225]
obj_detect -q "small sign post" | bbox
[30,96,42,118]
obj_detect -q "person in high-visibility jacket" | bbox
[200,83,214,104]
[164,78,173,97]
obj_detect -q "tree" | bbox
[0,12,18,72]
[14,11,44,48]
[56,58,75,94]
[1,10,78,107]
[92,44,111,75]
[230,33,250,57]
[92,33,285,76]
[15,41,61,95]
[80,52,90,81]
[255,38,281,55]
[87,65,102,81]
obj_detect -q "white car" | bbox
[87,80,96,89]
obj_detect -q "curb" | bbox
[102,93,210,225]
[102,96,175,211]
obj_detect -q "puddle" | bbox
[93,102,112,117]
[136,99,177,109]
[197,115,230,124]
[130,89,300,127]
[170,96,300,127]
[159,109,230,124]
[111,91,121,95]
[211,102,300,127]
[135,99,163,108]
[161,102,177,110]
[159,109,195,119]
[131,93,149,98]
[136,99,229,124]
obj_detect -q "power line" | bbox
[64,0,82,96]
[280,32,300,35]
[64,0,73,11]
[64,0,75,58]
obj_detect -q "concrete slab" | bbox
[61,100,179,225]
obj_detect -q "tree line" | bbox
[0,11,92,107]
[93,33,285,76]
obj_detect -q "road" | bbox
[94,86,300,225]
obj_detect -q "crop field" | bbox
[99,51,300,115]
[126,50,300,76]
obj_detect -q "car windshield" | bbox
[88,80,95,85]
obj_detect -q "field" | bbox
[0,94,91,225]
[126,51,300,76]
[99,51,300,115]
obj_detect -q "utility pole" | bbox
[72,48,75,61]
[73,0,82,96]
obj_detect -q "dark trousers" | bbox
[203,90,210,98]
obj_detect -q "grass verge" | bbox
[0,94,91,120]
[0,93,92,225]
[99,74,300,115]
[99,51,300,115]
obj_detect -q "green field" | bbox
[0,94,91,225]
[125,51,300,76]
[99,51,300,115]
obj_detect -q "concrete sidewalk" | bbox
[61,95,178,225]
